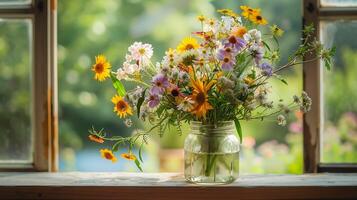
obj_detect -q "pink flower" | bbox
[147,92,160,108]
[151,73,170,95]
[217,48,236,71]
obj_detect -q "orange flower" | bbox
[232,26,247,38]
[88,134,104,144]
[100,149,117,163]
[190,77,214,119]
[121,153,136,161]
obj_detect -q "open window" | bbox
[0,0,355,174]
[303,0,357,173]
[0,0,57,171]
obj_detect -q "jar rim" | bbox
[189,120,236,135]
[190,120,235,127]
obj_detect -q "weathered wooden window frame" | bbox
[303,0,357,173]
[1,0,355,174]
[0,0,57,172]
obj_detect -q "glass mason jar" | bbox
[184,121,240,184]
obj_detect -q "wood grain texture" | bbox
[0,173,356,200]
[303,0,321,173]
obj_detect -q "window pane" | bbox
[321,20,357,163]
[321,0,357,7]
[0,19,33,164]
[0,0,31,6]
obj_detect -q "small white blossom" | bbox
[177,97,194,112]
[277,114,286,126]
[243,29,262,44]
[220,16,235,32]
[116,68,128,80]
[128,42,153,67]
[124,119,133,127]
[122,61,139,74]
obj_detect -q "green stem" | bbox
[204,131,217,181]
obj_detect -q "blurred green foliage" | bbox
[0,19,32,161]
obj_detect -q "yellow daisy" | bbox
[111,95,133,118]
[249,13,268,25]
[100,149,117,163]
[240,5,260,19]
[270,24,284,37]
[177,37,200,53]
[92,54,111,81]
[121,153,137,161]
[244,76,255,85]
[197,15,206,22]
[217,9,239,18]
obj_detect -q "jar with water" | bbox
[184,121,240,184]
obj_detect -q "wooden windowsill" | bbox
[0,172,356,199]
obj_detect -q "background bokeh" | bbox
[54,0,355,172]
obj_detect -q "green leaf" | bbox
[280,78,288,85]
[135,159,143,172]
[273,35,279,46]
[136,89,147,118]
[138,145,143,162]
[324,59,331,70]
[234,118,243,144]
[275,75,288,85]
[110,73,126,97]
[262,41,271,51]
[157,105,165,116]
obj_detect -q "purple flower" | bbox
[224,36,246,51]
[151,73,169,95]
[260,62,273,77]
[147,93,160,108]
[217,49,236,71]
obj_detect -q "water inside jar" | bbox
[184,150,239,184]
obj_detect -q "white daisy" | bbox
[128,42,153,67]
[177,97,194,112]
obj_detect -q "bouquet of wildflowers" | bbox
[89,6,334,170]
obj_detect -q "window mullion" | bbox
[32,0,58,172]
[303,0,321,173]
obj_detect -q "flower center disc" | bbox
[196,92,206,104]
[228,36,237,44]
[95,63,104,73]
[117,102,127,111]
[139,48,146,55]
[104,153,113,160]
[171,89,179,97]
[185,44,194,50]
